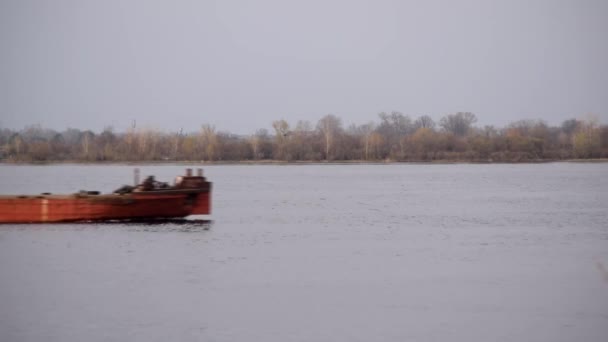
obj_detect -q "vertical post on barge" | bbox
[134,168,140,186]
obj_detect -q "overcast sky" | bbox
[1,0,607,134]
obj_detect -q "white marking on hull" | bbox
[41,199,49,222]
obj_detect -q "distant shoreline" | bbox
[2,115,606,165]
[2,159,607,166]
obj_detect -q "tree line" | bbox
[1,112,607,163]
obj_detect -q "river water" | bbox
[1,163,607,342]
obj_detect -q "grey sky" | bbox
[1,0,607,134]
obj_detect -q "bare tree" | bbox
[8,133,24,159]
[199,124,219,161]
[248,134,261,160]
[573,115,601,158]
[561,119,579,136]
[414,115,436,130]
[439,112,477,136]
[248,128,272,160]
[292,120,315,160]
[316,114,342,160]
[80,131,96,160]
[377,111,414,159]
[172,128,183,160]
[358,122,375,160]
[97,127,117,160]
[272,120,290,160]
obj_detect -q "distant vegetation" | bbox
[1,112,607,163]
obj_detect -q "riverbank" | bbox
[2,158,608,166]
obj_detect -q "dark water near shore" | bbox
[1,163,607,342]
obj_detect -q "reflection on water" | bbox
[4,219,214,233]
[112,219,213,233]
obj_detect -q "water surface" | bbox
[1,163,607,341]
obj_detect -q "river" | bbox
[1,163,607,341]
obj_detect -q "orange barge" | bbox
[0,168,211,223]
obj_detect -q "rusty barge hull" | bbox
[0,169,211,224]
[0,191,210,223]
